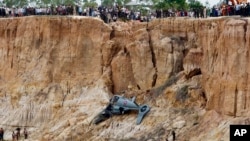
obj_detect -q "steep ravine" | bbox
[0,16,249,141]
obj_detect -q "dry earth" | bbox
[0,16,250,141]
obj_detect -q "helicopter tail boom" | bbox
[136,104,150,124]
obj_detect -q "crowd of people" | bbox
[0,5,75,17]
[0,5,153,22]
[2,2,250,23]
[211,3,250,17]
[0,127,28,141]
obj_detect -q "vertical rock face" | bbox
[0,17,113,140]
[126,28,155,90]
[148,18,250,117]
[150,25,185,87]
[0,17,111,100]
[1,16,250,140]
[200,19,250,117]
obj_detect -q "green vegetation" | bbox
[188,0,204,9]
[3,0,28,7]
[101,0,117,6]
[153,0,188,11]
[152,0,205,11]
[39,0,76,5]
[101,0,131,7]
[83,0,97,8]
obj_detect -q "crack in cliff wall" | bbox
[243,19,248,43]
[147,28,158,87]
[234,85,238,117]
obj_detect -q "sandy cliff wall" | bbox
[199,18,250,117]
[0,16,250,140]
[148,18,250,117]
[0,16,111,87]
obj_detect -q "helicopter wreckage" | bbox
[93,95,150,125]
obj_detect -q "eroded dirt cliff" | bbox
[0,16,249,141]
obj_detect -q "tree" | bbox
[116,0,130,6]
[32,0,79,6]
[83,0,97,8]
[63,0,76,5]
[3,0,28,7]
[153,0,188,11]
[101,0,130,7]
[101,0,113,6]
[41,0,52,5]
[153,0,171,10]
[188,0,204,9]
[175,0,188,10]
